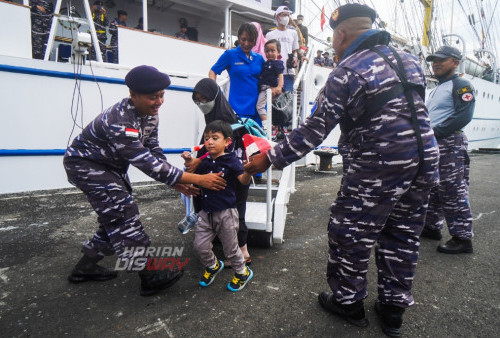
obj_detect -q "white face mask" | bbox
[196,100,215,114]
[297,19,303,25]
[278,16,289,26]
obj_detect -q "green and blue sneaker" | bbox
[199,259,224,287]
[227,266,253,292]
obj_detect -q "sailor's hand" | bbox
[173,183,200,196]
[244,152,271,175]
[199,172,226,190]
[184,157,201,173]
[36,5,46,13]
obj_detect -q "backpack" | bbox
[231,117,267,139]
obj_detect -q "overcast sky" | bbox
[300,0,499,66]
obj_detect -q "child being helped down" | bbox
[182,120,253,292]
[256,39,285,130]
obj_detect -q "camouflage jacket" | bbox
[65,97,183,186]
[268,31,436,169]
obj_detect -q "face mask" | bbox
[278,16,289,26]
[297,19,303,25]
[196,100,215,114]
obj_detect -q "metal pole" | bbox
[43,0,63,61]
[443,34,465,74]
[83,0,103,62]
[475,49,497,83]
[265,88,273,233]
[142,0,148,31]
[224,6,231,48]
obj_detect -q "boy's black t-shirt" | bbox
[195,152,244,212]
[259,59,285,87]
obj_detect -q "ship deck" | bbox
[1,153,499,337]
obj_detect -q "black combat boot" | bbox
[374,301,405,337]
[68,255,118,283]
[420,227,442,240]
[318,291,369,327]
[138,268,184,297]
[437,237,473,254]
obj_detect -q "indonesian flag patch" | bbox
[125,128,139,138]
[461,92,474,102]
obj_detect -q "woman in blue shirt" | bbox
[209,23,265,125]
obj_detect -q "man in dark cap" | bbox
[174,23,189,40]
[29,0,54,59]
[245,3,439,336]
[296,14,308,46]
[421,46,475,254]
[178,17,198,41]
[64,65,226,296]
[314,50,324,66]
[90,0,108,61]
[109,9,128,63]
[323,51,333,67]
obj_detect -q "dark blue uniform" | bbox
[30,0,54,59]
[109,17,126,63]
[267,31,439,307]
[64,98,183,260]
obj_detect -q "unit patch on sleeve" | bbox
[461,92,474,102]
[456,86,472,95]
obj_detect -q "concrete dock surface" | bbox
[0,153,499,337]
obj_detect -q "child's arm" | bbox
[271,74,284,96]
[238,172,252,185]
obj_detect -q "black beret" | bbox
[329,3,376,29]
[125,65,171,94]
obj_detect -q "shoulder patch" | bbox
[125,128,139,138]
[461,92,474,102]
[456,86,472,95]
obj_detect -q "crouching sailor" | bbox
[63,65,226,296]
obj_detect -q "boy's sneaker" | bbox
[199,259,224,287]
[227,266,253,292]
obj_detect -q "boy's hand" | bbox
[181,151,192,161]
[185,157,201,173]
[173,183,200,196]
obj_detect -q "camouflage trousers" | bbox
[64,157,150,259]
[424,132,473,239]
[31,17,52,59]
[327,145,439,308]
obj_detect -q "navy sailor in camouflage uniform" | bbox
[64,65,226,296]
[245,4,439,336]
[29,0,54,59]
[421,46,475,254]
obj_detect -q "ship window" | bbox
[483,92,485,98]
[482,127,486,131]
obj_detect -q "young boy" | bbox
[182,120,253,292]
[256,39,285,129]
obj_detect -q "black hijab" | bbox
[192,78,238,124]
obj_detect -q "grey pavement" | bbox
[0,153,499,337]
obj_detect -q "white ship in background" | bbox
[1,0,499,196]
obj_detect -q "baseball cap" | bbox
[426,46,462,61]
[275,6,293,16]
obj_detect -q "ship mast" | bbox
[419,0,434,47]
